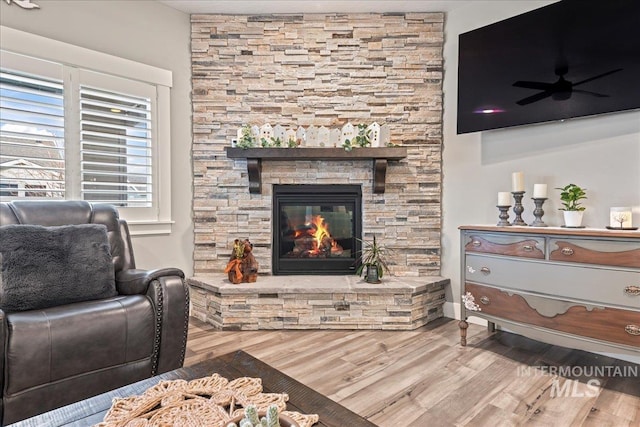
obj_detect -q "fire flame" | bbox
[293,215,329,248]
[292,215,343,256]
[312,215,330,245]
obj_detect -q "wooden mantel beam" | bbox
[225,147,407,194]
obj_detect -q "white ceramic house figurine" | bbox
[317,126,330,147]
[305,125,319,147]
[273,124,285,140]
[234,126,244,147]
[367,122,381,147]
[296,126,306,146]
[260,123,273,141]
[284,128,297,146]
[380,124,391,146]
[250,125,260,141]
[341,122,355,146]
[330,128,342,148]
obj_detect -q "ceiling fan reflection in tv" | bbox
[513,60,622,106]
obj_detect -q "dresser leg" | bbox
[458,319,469,346]
[488,321,495,333]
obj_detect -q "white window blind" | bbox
[79,85,153,207]
[0,69,66,200]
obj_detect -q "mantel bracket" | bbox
[373,159,388,194]
[246,158,262,194]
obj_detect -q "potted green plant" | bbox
[355,236,392,283]
[556,183,587,227]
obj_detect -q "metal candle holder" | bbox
[511,191,527,226]
[531,197,548,227]
[497,205,511,226]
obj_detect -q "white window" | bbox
[0,27,173,234]
[79,73,154,208]
[0,65,66,200]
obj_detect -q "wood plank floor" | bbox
[185,317,640,426]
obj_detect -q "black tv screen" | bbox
[457,0,640,134]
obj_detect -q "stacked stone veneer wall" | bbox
[191,13,444,277]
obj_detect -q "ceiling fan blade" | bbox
[516,90,554,106]
[573,89,610,98]
[573,68,623,87]
[513,80,554,90]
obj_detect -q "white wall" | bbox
[441,1,640,318]
[0,0,194,275]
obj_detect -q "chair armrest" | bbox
[116,268,189,374]
[145,275,190,374]
[116,268,185,295]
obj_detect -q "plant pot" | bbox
[365,265,381,283]
[563,210,584,228]
[230,412,299,427]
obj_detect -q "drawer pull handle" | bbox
[480,267,491,275]
[480,296,490,305]
[523,245,533,252]
[625,325,640,336]
[472,240,481,247]
[561,247,574,256]
[624,285,640,296]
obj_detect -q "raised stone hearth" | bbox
[188,276,447,330]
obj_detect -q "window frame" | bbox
[0,26,173,235]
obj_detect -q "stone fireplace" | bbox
[189,12,447,330]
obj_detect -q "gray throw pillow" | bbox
[0,224,117,312]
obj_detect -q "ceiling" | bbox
[158,0,473,14]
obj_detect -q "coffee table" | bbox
[9,350,376,427]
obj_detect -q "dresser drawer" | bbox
[464,233,544,259]
[464,283,640,348]
[549,238,640,268]
[465,254,640,309]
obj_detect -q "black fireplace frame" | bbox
[272,184,362,275]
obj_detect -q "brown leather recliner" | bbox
[0,201,190,425]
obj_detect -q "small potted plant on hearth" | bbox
[355,236,392,283]
[556,183,587,227]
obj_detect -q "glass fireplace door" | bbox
[273,185,362,275]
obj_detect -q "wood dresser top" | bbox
[459,225,640,239]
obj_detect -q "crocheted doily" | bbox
[94,373,320,427]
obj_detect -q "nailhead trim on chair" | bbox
[179,278,190,366]
[150,280,163,376]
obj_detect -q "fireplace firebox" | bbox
[272,185,362,275]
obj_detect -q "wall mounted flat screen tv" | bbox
[457,0,640,134]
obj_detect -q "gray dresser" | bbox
[458,225,640,357]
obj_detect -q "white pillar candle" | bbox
[498,191,511,206]
[610,207,632,228]
[511,172,524,192]
[533,184,547,198]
